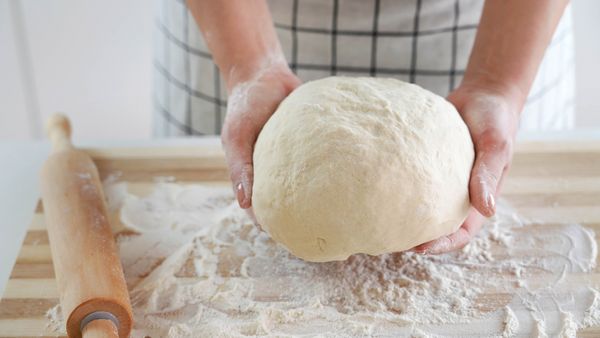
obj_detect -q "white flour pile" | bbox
[47,178,600,337]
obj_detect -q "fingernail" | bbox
[240,169,252,209]
[479,177,496,216]
[485,193,496,216]
[236,182,245,207]
[484,189,496,217]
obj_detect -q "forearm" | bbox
[186,0,284,90]
[462,0,569,110]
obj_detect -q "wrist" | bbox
[458,74,527,114]
[449,81,521,141]
[222,52,290,91]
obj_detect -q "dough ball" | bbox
[252,77,474,262]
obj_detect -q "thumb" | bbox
[223,136,255,209]
[469,150,506,217]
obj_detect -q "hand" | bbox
[414,85,520,254]
[222,61,301,210]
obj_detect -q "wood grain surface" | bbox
[1,141,600,337]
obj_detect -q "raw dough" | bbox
[252,77,474,262]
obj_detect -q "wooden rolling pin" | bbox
[40,114,133,338]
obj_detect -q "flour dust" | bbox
[46,178,600,337]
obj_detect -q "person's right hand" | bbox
[222,61,301,210]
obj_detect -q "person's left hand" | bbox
[413,84,521,254]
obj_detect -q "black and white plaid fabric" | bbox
[153,0,575,136]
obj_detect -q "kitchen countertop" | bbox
[0,137,221,296]
[1,131,599,297]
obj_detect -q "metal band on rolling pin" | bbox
[79,311,120,333]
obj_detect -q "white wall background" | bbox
[1,0,599,141]
[572,0,600,128]
[0,0,153,141]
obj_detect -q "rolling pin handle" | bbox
[81,319,119,338]
[46,113,73,152]
[80,311,120,338]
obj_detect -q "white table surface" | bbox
[1,132,599,296]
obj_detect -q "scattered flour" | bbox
[45,303,63,332]
[559,311,577,338]
[503,307,519,337]
[46,179,600,337]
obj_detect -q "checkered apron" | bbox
[153,0,575,136]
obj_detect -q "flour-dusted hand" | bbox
[450,88,519,217]
[414,86,520,254]
[185,1,301,210]
[412,0,569,254]
[222,61,301,209]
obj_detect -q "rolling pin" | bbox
[40,114,133,338]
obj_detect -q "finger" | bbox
[246,207,261,229]
[412,208,485,254]
[469,149,507,217]
[227,149,254,209]
[222,126,256,209]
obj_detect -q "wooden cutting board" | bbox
[1,140,600,337]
